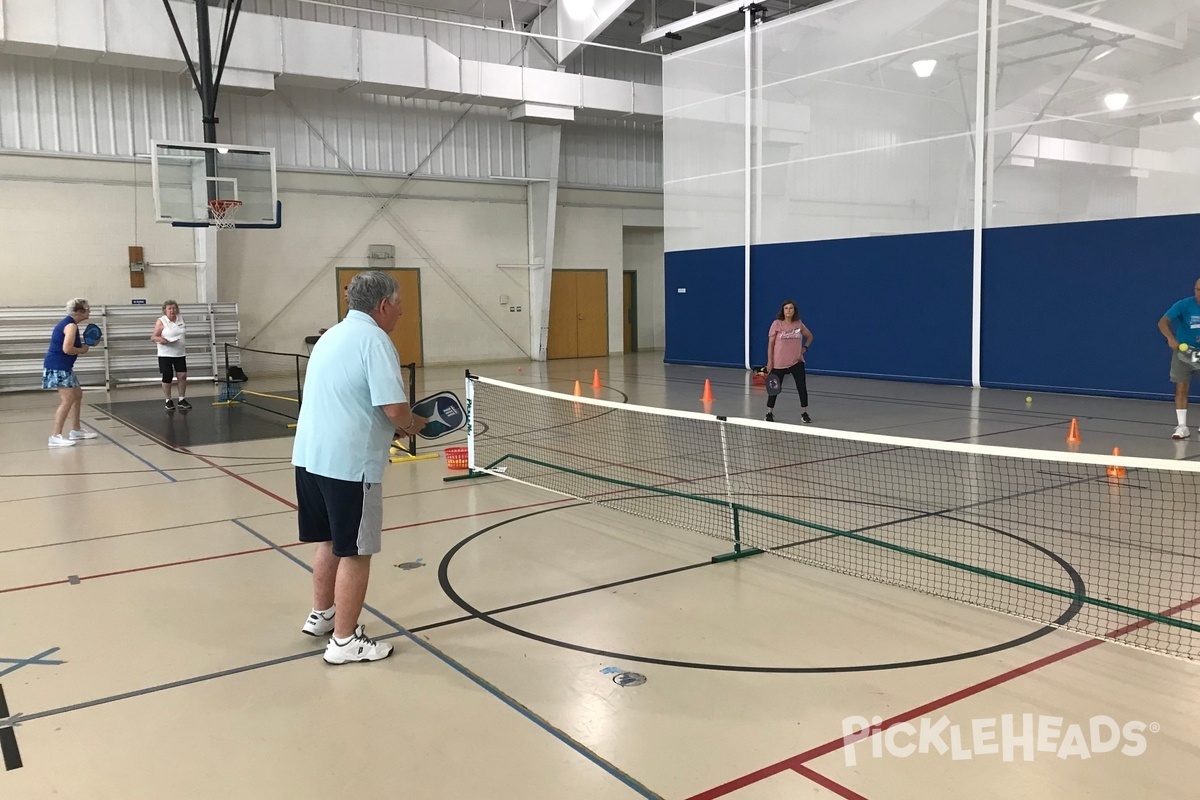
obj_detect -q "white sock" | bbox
[313,605,334,619]
[1178,409,1187,426]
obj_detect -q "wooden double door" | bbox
[548,269,608,360]
[335,268,423,367]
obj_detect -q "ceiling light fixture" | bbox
[561,0,594,21]
[1103,91,1129,111]
[912,59,937,78]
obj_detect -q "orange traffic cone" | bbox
[573,380,582,397]
[1107,447,1126,478]
[592,369,602,389]
[701,379,715,403]
[1066,418,1081,443]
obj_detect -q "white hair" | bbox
[347,271,399,313]
[65,298,90,314]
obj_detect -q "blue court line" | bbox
[230,518,663,800]
[10,649,326,727]
[84,422,176,483]
[0,648,64,679]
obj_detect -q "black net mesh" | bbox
[469,377,1200,660]
[223,343,307,420]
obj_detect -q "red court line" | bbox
[81,546,278,581]
[0,546,278,594]
[793,765,868,800]
[0,578,71,595]
[186,449,567,524]
[687,593,1200,800]
[186,452,297,509]
[0,498,577,594]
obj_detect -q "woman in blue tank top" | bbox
[43,298,98,448]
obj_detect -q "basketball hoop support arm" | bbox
[160,1,245,147]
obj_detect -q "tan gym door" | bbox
[548,269,608,359]
[336,268,423,367]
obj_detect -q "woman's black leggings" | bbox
[766,361,808,408]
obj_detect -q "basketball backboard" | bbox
[151,140,279,228]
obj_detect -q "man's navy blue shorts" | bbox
[295,467,383,557]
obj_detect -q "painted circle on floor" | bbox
[438,503,1085,673]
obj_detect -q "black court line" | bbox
[228,519,663,799]
[3,515,664,798]
[437,504,1084,674]
[0,493,1077,783]
[0,684,23,770]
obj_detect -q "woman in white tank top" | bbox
[151,300,190,410]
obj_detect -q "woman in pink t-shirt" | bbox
[765,299,814,423]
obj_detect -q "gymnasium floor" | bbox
[2,352,1199,799]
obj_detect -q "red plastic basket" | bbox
[445,446,469,470]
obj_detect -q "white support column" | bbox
[194,227,218,303]
[526,124,562,362]
[970,0,997,388]
[742,7,753,370]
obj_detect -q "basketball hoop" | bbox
[208,199,242,229]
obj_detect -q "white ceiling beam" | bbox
[1006,0,1184,49]
[641,0,751,43]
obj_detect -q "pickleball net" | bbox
[220,343,307,420]
[466,375,1200,660]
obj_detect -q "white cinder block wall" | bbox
[553,190,664,355]
[0,154,665,364]
[222,173,535,360]
[0,155,200,306]
[0,42,665,366]
[622,227,665,350]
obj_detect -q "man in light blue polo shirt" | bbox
[293,271,426,665]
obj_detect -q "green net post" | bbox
[711,506,765,563]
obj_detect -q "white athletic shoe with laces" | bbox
[323,625,393,664]
[48,435,76,447]
[1172,425,1191,440]
[302,608,335,637]
[69,429,98,440]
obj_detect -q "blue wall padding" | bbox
[664,215,1200,399]
[981,214,1200,398]
[749,230,975,383]
[664,246,745,367]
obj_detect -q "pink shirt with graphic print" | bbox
[769,319,809,369]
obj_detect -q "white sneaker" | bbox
[302,608,335,637]
[48,435,76,448]
[1173,425,1191,440]
[68,429,97,440]
[323,625,393,664]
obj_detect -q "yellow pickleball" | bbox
[1181,343,1190,352]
